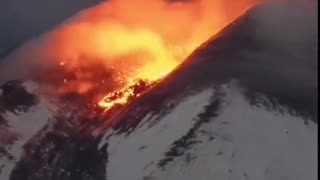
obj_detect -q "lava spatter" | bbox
[98,79,157,110]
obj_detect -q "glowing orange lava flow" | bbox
[99,88,135,109]
[20,0,258,110]
[98,79,157,109]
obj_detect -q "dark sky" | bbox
[0,0,102,54]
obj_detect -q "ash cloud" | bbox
[0,0,317,91]
[0,0,260,84]
[240,1,318,87]
[170,0,318,118]
[240,1,318,117]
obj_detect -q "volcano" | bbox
[0,1,318,180]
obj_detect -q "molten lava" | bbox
[21,0,259,110]
[98,79,156,110]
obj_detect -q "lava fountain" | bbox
[3,0,260,110]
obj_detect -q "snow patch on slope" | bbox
[22,81,39,94]
[104,89,214,180]
[0,99,54,180]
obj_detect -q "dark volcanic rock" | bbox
[9,118,108,180]
[109,1,318,131]
[0,81,38,112]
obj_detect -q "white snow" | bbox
[0,99,54,180]
[22,81,39,94]
[104,89,214,180]
[0,83,316,180]
[104,85,318,180]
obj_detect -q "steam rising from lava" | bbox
[0,0,260,109]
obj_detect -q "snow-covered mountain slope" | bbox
[101,83,317,180]
[0,81,54,180]
[0,81,317,180]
